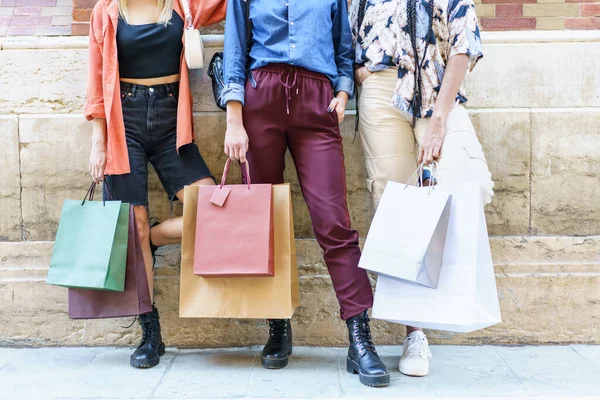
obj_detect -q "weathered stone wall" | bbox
[0,31,599,347]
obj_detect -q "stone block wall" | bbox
[0,31,599,347]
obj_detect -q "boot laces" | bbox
[140,318,159,347]
[121,316,138,329]
[352,319,376,355]
[268,320,288,342]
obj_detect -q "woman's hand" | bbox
[224,101,249,163]
[89,142,107,184]
[89,118,107,184]
[328,91,349,124]
[354,66,372,86]
[418,114,446,165]
[224,121,249,163]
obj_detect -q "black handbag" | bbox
[207,52,226,111]
[207,1,252,111]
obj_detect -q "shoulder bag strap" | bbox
[179,0,193,28]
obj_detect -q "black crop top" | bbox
[117,12,184,79]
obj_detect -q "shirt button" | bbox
[285,2,288,6]
[291,44,296,49]
[290,21,294,26]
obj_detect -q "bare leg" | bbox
[150,217,183,246]
[150,177,215,246]
[133,205,154,302]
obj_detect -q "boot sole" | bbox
[261,346,293,369]
[346,357,390,387]
[130,342,166,369]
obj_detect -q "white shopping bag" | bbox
[359,180,452,288]
[372,183,502,333]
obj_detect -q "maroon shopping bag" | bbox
[68,207,152,319]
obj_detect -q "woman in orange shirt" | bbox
[85,0,225,369]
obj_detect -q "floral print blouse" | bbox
[349,0,483,118]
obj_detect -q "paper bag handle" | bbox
[81,182,109,206]
[405,161,440,192]
[220,159,251,190]
[81,180,117,206]
[82,182,96,205]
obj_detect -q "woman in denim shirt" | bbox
[222,0,390,387]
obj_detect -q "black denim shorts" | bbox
[104,82,213,206]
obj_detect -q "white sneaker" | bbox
[399,331,432,377]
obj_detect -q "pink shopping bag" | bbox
[193,160,274,277]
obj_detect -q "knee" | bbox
[137,222,150,245]
[133,207,149,243]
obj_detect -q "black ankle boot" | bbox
[261,319,292,369]
[130,306,166,369]
[346,311,390,387]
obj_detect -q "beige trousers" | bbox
[358,67,494,208]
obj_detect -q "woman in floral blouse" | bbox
[350,0,495,377]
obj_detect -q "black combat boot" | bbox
[130,305,166,369]
[346,311,390,387]
[261,319,293,369]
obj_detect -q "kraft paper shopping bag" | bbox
[46,183,128,292]
[68,206,152,319]
[372,183,502,333]
[181,183,299,319]
[194,160,274,277]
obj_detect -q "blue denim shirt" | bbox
[221,0,355,107]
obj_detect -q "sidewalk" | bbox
[1,345,599,399]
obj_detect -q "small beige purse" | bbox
[179,0,204,69]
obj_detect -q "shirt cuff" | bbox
[335,75,355,99]
[450,48,483,73]
[84,103,105,121]
[220,82,246,108]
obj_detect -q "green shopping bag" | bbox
[46,183,129,291]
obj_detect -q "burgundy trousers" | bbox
[243,64,373,320]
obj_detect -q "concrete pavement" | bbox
[1,345,599,399]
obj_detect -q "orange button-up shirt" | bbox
[84,0,226,175]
